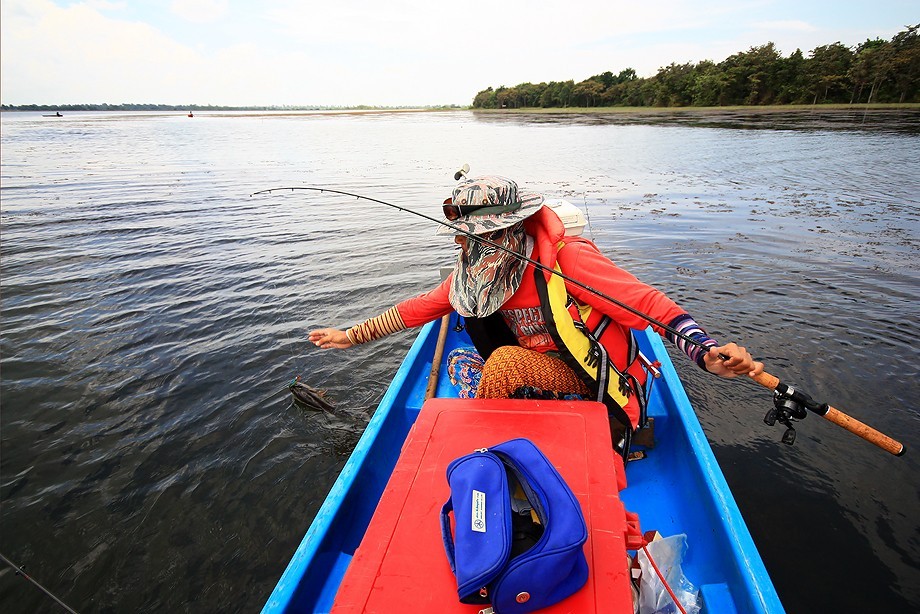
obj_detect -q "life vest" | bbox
[533,248,648,451]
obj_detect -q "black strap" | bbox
[463,312,519,360]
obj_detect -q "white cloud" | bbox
[0,0,344,105]
[263,0,734,49]
[169,0,229,24]
[3,1,194,103]
[85,0,127,9]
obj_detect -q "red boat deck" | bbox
[331,398,640,613]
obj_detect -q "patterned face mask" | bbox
[449,223,529,318]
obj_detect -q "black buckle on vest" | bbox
[574,321,602,368]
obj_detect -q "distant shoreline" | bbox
[2,103,920,123]
[203,107,460,118]
[3,103,916,119]
[473,103,920,115]
[0,105,461,113]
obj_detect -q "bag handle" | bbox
[440,498,457,573]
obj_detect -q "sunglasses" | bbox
[442,198,521,221]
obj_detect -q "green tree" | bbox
[536,80,575,107]
[557,80,575,107]
[520,82,548,107]
[572,79,605,106]
[616,68,638,83]
[849,39,883,102]
[689,60,730,106]
[493,86,513,108]
[472,87,496,108]
[715,43,784,104]
[595,71,616,88]
[805,43,854,103]
[651,62,697,106]
[888,24,920,103]
[595,68,638,105]
[538,83,557,107]
[852,39,895,103]
[775,49,809,103]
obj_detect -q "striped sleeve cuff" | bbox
[666,314,718,369]
[346,306,407,345]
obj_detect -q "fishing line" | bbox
[0,552,79,614]
[582,192,596,243]
[250,186,715,355]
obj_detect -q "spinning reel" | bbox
[764,384,826,445]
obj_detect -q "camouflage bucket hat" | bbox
[437,175,544,235]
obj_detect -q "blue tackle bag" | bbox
[440,438,589,613]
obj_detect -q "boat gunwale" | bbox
[631,330,784,612]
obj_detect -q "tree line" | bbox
[472,24,919,108]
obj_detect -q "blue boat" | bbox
[262,317,785,613]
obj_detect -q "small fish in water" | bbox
[289,378,336,411]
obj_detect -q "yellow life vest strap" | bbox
[533,260,634,433]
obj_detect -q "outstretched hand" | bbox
[308,328,353,350]
[703,343,763,378]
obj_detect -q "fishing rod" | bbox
[0,552,79,614]
[252,186,703,349]
[250,185,905,457]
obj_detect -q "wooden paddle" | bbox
[424,314,451,400]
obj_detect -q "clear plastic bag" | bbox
[637,534,701,614]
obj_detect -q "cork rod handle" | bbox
[750,372,904,456]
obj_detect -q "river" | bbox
[1,108,918,612]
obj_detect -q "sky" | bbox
[1,0,917,107]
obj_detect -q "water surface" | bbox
[1,109,918,612]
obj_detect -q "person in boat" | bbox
[309,175,762,451]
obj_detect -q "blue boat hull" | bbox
[263,318,784,613]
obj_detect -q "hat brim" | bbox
[436,193,544,236]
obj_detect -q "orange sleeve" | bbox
[557,240,685,335]
[394,275,454,327]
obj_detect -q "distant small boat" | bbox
[188,111,194,117]
[43,112,63,118]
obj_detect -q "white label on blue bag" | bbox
[472,490,486,533]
